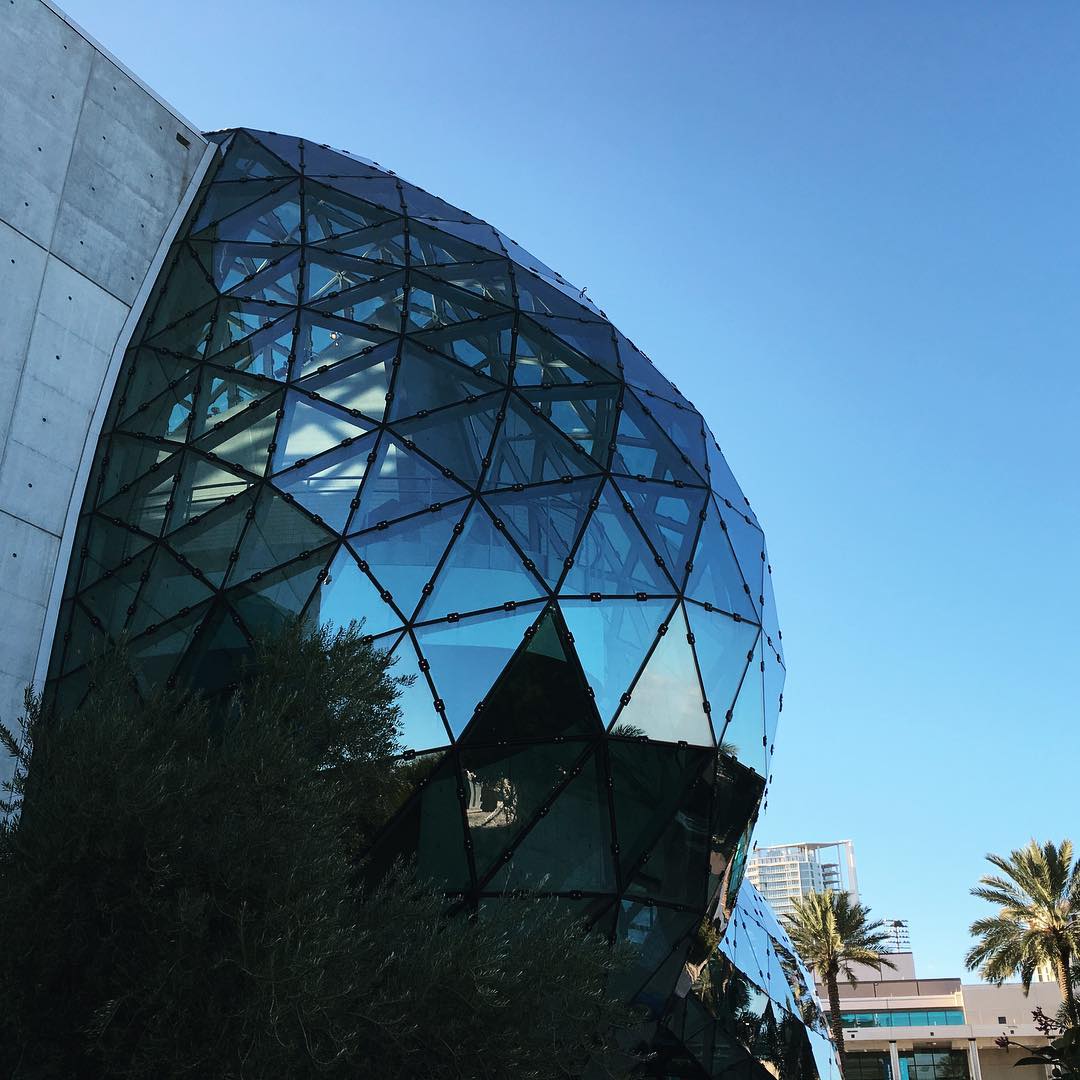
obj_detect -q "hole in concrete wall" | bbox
[176,132,190,148]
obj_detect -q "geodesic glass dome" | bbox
[46,128,789,1049]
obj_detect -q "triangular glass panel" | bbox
[612,392,702,485]
[213,130,297,181]
[486,748,615,895]
[309,272,405,327]
[293,310,395,378]
[685,604,759,739]
[349,434,469,533]
[560,480,675,597]
[408,221,507,268]
[297,339,394,418]
[560,598,672,728]
[419,217,504,259]
[351,502,467,622]
[223,247,300,304]
[631,390,709,481]
[116,371,197,442]
[305,178,396,240]
[193,394,281,478]
[226,491,334,584]
[300,142,387,180]
[684,499,759,622]
[305,251,395,304]
[516,272,604,322]
[147,243,217,331]
[411,312,514,382]
[525,315,620,377]
[415,501,547,622]
[607,740,713,879]
[614,903,701,1003]
[387,633,453,753]
[191,240,292,295]
[718,632,765,776]
[271,395,371,472]
[59,601,110,676]
[516,384,619,466]
[126,601,210,691]
[79,545,157,638]
[704,420,758,527]
[481,478,601,590]
[614,477,708,591]
[707,760,763,903]
[205,316,294,380]
[361,749,469,891]
[462,605,601,743]
[614,328,694,409]
[513,322,609,387]
[763,644,785,776]
[462,740,591,884]
[166,489,255,588]
[388,342,501,422]
[173,602,252,695]
[186,368,274,442]
[93,432,174,507]
[114,349,194,425]
[418,260,513,312]
[75,516,152,590]
[307,543,405,639]
[95,450,183,537]
[390,394,502,488]
[483,395,595,490]
[415,606,541,738]
[625,750,714,909]
[193,180,301,245]
[207,299,287,356]
[144,300,215,358]
[406,271,503,331]
[165,454,252,532]
[193,178,292,234]
[127,545,215,636]
[274,432,376,532]
[762,550,783,665]
[613,606,713,747]
[312,218,407,264]
[229,544,333,637]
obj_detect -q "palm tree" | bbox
[965,839,1080,1027]
[782,890,896,1078]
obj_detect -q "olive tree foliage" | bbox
[0,623,634,1079]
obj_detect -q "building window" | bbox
[899,1049,970,1080]
[840,1010,965,1029]
[847,1052,893,1080]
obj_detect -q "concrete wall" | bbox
[0,0,212,774]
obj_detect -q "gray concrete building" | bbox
[0,0,213,767]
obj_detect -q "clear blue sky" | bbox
[65,0,1080,979]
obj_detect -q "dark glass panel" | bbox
[388,632,452,752]
[309,271,405,326]
[173,602,251,694]
[166,489,255,588]
[227,490,334,584]
[192,394,280,478]
[614,328,693,408]
[406,272,503,331]
[229,547,331,637]
[311,218,407,264]
[143,300,215,358]
[94,432,174,507]
[482,478,601,590]
[95,450,183,537]
[407,224,508,270]
[516,273,605,322]
[297,338,394,418]
[127,545,215,636]
[707,762,764,901]
[186,368,274,442]
[296,140,386,180]
[79,545,157,638]
[486,748,614,894]
[462,606,601,743]
[209,298,294,357]
[164,454,252,533]
[560,480,675,597]
[125,602,210,690]
[615,903,700,1001]
[76,516,151,591]
[416,501,547,622]
[114,348,194,427]
[193,179,292,234]
[201,316,294,380]
[410,312,514,382]
[387,342,501,422]
[305,252,394,304]
[147,243,217,331]
[362,750,470,891]
[561,598,670,728]
[512,322,610,387]
[460,740,586,881]
[223,247,301,304]
[305,179,397,240]
[525,315,620,376]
